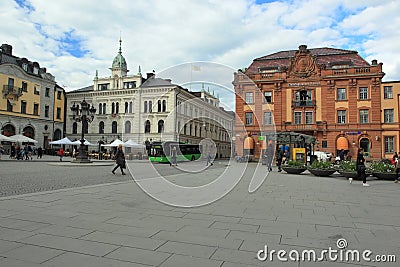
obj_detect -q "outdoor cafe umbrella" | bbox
[123,139,145,148]
[71,139,93,146]
[0,134,11,142]
[101,138,124,147]
[49,137,73,145]
[8,134,38,144]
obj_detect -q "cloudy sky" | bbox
[1,0,400,94]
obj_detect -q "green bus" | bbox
[149,141,202,163]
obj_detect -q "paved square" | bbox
[0,160,399,266]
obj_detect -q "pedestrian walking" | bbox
[266,144,274,172]
[395,158,400,183]
[37,147,43,159]
[170,146,177,166]
[112,144,126,175]
[10,143,16,159]
[276,148,283,172]
[57,148,64,162]
[206,151,213,166]
[356,148,369,186]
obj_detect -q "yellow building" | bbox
[0,43,65,150]
[381,81,400,159]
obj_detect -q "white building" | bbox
[66,40,234,157]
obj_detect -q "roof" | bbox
[67,85,94,93]
[246,46,370,74]
[140,77,177,88]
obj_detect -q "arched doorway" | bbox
[336,136,349,156]
[360,138,370,157]
[2,124,15,136]
[243,136,254,156]
[23,126,35,139]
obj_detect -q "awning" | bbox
[337,137,349,150]
[244,137,254,149]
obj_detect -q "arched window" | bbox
[125,102,129,113]
[162,100,166,112]
[112,121,117,134]
[2,124,15,136]
[102,103,106,114]
[157,100,162,112]
[189,124,192,136]
[98,103,102,114]
[145,120,151,133]
[184,125,187,135]
[177,121,181,134]
[23,126,35,139]
[125,121,131,133]
[72,122,78,134]
[129,101,133,113]
[116,102,119,114]
[149,101,153,113]
[144,101,148,113]
[99,121,105,134]
[112,102,115,114]
[53,129,61,141]
[195,125,197,137]
[158,120,164,133]
[199,127,202,137]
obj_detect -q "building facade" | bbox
[234,44,385,160]
[66,40,234,157]
[0,44,65,150]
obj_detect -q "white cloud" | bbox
[1,0,399,93]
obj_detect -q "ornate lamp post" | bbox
[70,99,96,163]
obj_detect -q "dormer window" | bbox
[22,63,28,71]
[33,67,39,75]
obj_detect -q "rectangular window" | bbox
[322,140,327,148]
[56,107,61,119]
[123,81,136,89]
[359,87,368,100]
[337,110,346,124]
[245,112,253,125]
[294,111,302,124]
[33,103,39,116]
[264,91,272,103]
[384,86,393,99]
[305,111,313,124]
[384,136,395,153]
[245,92,253,104]
[7,100,13,112]
[21,82,28,92]
[21,101,27,114]
[98,83,109,90]
[45,105,49,118]
[359,109,369,124]
[45,87,50,97]
[264,111,272,125]
[34,85,40,95]
[384,109,394,123]
[22,63,28,71]
[337,88,346,100]
[33,67,39,75]
[57,91,62,100]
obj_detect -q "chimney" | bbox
[1,44,12,55]
[146,72,155,79]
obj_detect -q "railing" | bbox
[292,100,316,107]
[2,85,23,99]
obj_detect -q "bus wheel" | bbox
[191,155,195,161]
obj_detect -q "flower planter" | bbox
[282,166,307,174]
[339,171,359,179]
[307,168,336,177]
[372,172,397,180]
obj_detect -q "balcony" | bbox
[286,124,317,131]
[2,85,23,100]
[292,100,316,107]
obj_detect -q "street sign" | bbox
[345,131,361,135]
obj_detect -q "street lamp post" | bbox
[70,99,96,163]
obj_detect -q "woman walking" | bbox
[112,144,126,175]
[356,148,369,187]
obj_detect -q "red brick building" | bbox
[234,45,385,160]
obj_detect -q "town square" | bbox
[1,0,400,266]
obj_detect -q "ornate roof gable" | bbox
[288,45,318,79]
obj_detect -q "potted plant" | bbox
[368,161,396,180]
[282,160,307,174]
[307,160,337,177]
[338,161,359,179]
